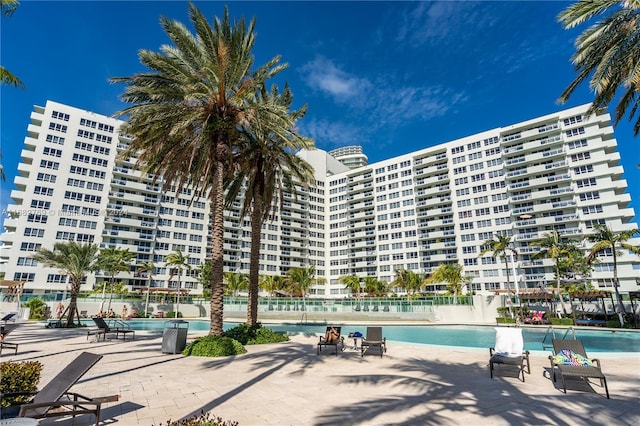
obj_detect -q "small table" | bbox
[350,332,363,350]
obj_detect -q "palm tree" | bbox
[479,232,519,296]
[165,249,191,318]
[259,274,284,308]
[226,84,314,326]
[111,3,290,336]
[392,269,423,300]
[32,242,99,327]
[97,247,135,314]
[224,272,248,297]
[424,263,470,304]
[587,224,640,321]
[339,275,362,299]
[284,266,317,299]
[363,276,389,297]
[558,1,640,135]
[1,0,25,89]
[531,229,579,317]
[136,260,155,317]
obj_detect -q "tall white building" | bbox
[328,145,368,169]
[2,101,638,298]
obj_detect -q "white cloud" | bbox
[300,118,364,149]
[300,56,371,101]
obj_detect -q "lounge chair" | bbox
[489,327,530,382]
[317,326,344,355]
[361,326,387,357]
[0,323,20,355]
[88,316,135,341]
[8,352,119,425]
[549,338,609,398]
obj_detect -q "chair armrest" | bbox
[490,347,496,356]
[592,358,602,368]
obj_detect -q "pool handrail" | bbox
[542,325,577,351]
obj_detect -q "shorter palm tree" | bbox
[363,276,389,297]
[424,263,470,304]
[392,269,423,301]
[97,247,135,314]
[136,260,155,317]
[587,224,640,322]
[285,266,318,301]
[339,275,362,299]
[165,249,191,318]
[531,230,580,317]
[32,242,100,326]
[224,272,249,297]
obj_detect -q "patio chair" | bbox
[317,326,344,355]
[361,326,387,357]
[0,323,20,355]
[6,352,119,425]
[88,316,135,341]
[489,327,530,382]
[549,338,609,398]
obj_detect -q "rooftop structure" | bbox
[328,145,368,169]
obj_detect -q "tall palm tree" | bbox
[165,249,191,318]
[226,84,314,326]
[424,263,470,304]
[587,224,640,320]
[32,242,100,327]
[136,260,155,317]
[111,3,289,336]
[339,275,362,299]
[259,274,284,307]
[1,0,25,89]
[531,229,579,317]
[558,0,640,135]
[97,247,135,314]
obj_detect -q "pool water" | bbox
[85,319,639,353]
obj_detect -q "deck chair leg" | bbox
[602,377,610,399]
[490,361,494,378]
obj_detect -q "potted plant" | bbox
[0,360,42,418]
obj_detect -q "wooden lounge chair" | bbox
[489,327,530,382]
[361,326,387,357]
[8,352,119,425]
[88,316,135,341]
[549,338,609,398]
[0,323,20,355]
[317,326,344,355]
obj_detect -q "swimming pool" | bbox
[86,319,639,353]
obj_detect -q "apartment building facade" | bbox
[1,101,638,298]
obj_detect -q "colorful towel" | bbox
[553,349,593,366]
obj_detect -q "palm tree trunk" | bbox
[612,250,626,324]
[176,274,181,318]
[65,280,81,327]
[504,257,513,316]
[556,264,568,317]
[209,159,226,336]
[247,186,263,326]
[144,276,151,318]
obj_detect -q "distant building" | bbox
[328,145,368,169]
[1,101,638,298]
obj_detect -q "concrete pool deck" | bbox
[2,322,639,425]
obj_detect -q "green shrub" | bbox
[549,318,575,326]
[155,411,238,425]
[182,336,247,357]
[23,298,47,320]
[496,317,516,324]
[1,361,42,407]
[223,323,289,345]
[166,311,183,318]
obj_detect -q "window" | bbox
[579,191,600,201]
[565,127,585,137]
[570,152,591,162]
[13,272,35,281]
[48,122,67,132]
[43,147,62,157]
[20,242,42,251]
[574,165,594,175]
[582,205,603,215]
[52,110,70,121]
[40,160,59,170]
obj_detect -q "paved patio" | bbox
[2,322,639,425]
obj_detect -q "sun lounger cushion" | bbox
[552,349,593,366]
[493,327,523,357]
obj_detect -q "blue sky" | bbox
[1,1,638,226]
